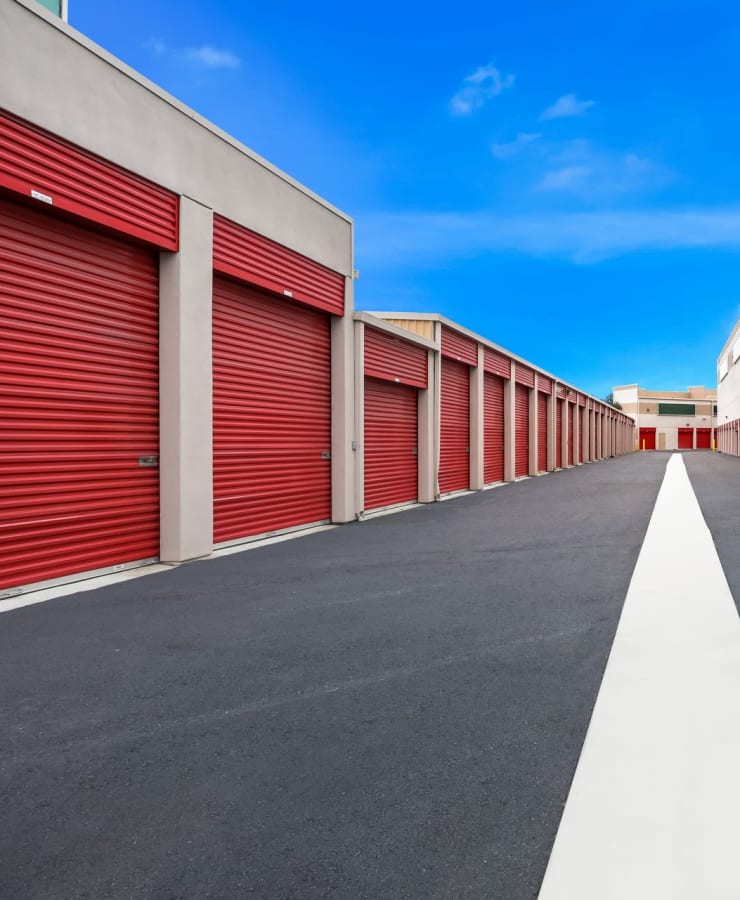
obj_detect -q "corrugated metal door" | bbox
[567,403,575,466]
[212,276,331,543]
[578,406,588,462]
[364,377,417,510]
[556,401,563,468]
[484,373,505,483]
[515,384,529,477]
[696,428,712,450]
[0,197,159,592]
[537,392,548,473]
[678,428,693,450]
[639,428,656,451]
[440,358,470,493]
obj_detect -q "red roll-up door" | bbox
[440,358,470,493]
[567,403,575,466]
[364,377,417,511]
[484,372,505,484]
[678,428,693,450]
[0,197,160,592]
[696,428,712,450]
[515,383,530,478]
[537,392,548,473]
[556,401,563,468]
[639,428,656,451]
[212,276,331,543]
[579,411,585,462]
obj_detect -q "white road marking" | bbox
[538,454,740,900]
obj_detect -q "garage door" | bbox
[696,428,712,450]
[578,406,588,462]
[515,384,530,478]
[440,358,470,493]
[567,403,575,466]
[364,377,417,510]
[537,392,548,473]
[0,197,160,592]
[556,401,563,468]
[484,373,505,484]
[639,427,656,451]
[212,276,331,543]
[678,428,693,450]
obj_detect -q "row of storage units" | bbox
[353,314,635,514]
[0,102,634,598]
[716,421,739,455]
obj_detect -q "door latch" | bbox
[138,455,159,467]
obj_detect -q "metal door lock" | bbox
[138,455,158,467]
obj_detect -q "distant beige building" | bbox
[613,384,717,451]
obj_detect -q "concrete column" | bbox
[504,363,516,482]
[561,400,568,468]
[433,322,442,498]
[548,387,557,471]
[470,345,484,490]
[331,283,356,523]
[529,382,538,476]
[159,196,214,563]
[353,321,364,516]
[418,350,436,503]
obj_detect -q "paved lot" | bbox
[683,451,740,614]
[1,455,668,900]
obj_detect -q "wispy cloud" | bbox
[540,93,596,120]
[183,45,241,69]
[534,140,668,199]
[357,206,740,267]
[491,132,541,159]
[450,63,515,116]
[144,38,241,69]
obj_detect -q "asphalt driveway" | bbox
[0,454,668,899]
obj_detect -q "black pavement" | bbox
[683,451,740,615]
[1,454,668,900]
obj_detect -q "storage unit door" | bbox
[364,377,418,511]
[567,404,575,466]
[515,384,530,478]
[440,358,470,493]
[678,428,693,450]
[556,402,563,468]
[212,276,331,543]
[537,392,548,473]
[484,373,505,484]
[696,428,712,450]
[639,428,656,451]
[579,412,585,462]
[0,197,160,592]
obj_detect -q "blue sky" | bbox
[68,0,740,397]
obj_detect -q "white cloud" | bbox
[538,165,592,191]
[534,140,668,199]
[540,93,596,120]
[356,206,740,267]
[450,63,515,116]
[491,132,541,159]
[183,45,241,69]
[144,39,241,69]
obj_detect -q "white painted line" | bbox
[538,454,740,900]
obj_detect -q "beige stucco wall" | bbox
[718,319,740,427]
[1,0,352,276]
